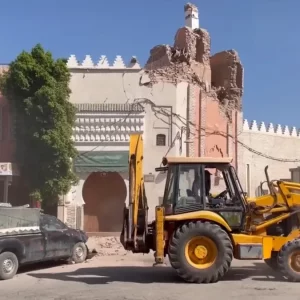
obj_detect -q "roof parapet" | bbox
[243,119,299,137]
[67,55,141,69]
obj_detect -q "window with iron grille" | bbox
[156,134,166,146]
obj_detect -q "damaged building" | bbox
[2,3,297,233]
[57,2,244,232]
[143,2,244,186]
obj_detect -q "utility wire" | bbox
[74,71,300,164]
[75,97,300,162]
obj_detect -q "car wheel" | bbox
[0,252,19,280]
[72,242,88,263]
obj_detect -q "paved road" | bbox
[0,253,299,300]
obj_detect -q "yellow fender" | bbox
[164,210,232,232]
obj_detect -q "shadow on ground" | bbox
[27,262,287,284]
[17,252,97,275]
[18,261,67,274]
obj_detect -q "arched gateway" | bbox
[82,171,127,232]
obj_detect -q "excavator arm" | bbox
[120,134,150,253]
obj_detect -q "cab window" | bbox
[164,165,176,205]
[176,164,205,208]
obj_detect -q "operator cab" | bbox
[157,157,247,230]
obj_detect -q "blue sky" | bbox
[0,0,298,127]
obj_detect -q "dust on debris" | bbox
[87,236,128,257]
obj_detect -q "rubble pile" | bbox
[87,236,127,257]
[142,20,244,122]
[144,26,211,87]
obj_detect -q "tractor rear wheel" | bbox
[168,221,233,283]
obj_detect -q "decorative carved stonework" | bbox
[72,103,145,143]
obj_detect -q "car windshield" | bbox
[40,214,67,231]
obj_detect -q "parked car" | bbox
[0,213,89,280]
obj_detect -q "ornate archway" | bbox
[82,172,127,232]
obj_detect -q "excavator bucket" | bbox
[120,134,150,253]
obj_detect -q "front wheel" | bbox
[0,252,19,280]
[168,221,233,283]
[72,242,88,263]
[278,239,300,281]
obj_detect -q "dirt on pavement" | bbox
[1,236,300,300]
[86,236,128,257]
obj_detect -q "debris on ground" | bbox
[87,236,128,257]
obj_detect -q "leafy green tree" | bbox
[0,44,78,206]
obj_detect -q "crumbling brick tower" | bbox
[144,3,244,170]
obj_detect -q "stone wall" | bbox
[238,119,300,197]
[64,52,191,226]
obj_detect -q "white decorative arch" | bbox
[73,172,90,206]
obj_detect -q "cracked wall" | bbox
[210,50,244,120]
[143,4,244,172]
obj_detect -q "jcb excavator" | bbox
[120,134,300,283]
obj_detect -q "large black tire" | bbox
[71,242,88,263]
[0,252,19,280]
[264,252,279,271]
[168,221,233,283]
[278,239,300,281]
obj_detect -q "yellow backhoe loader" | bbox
[120,134,300,283]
